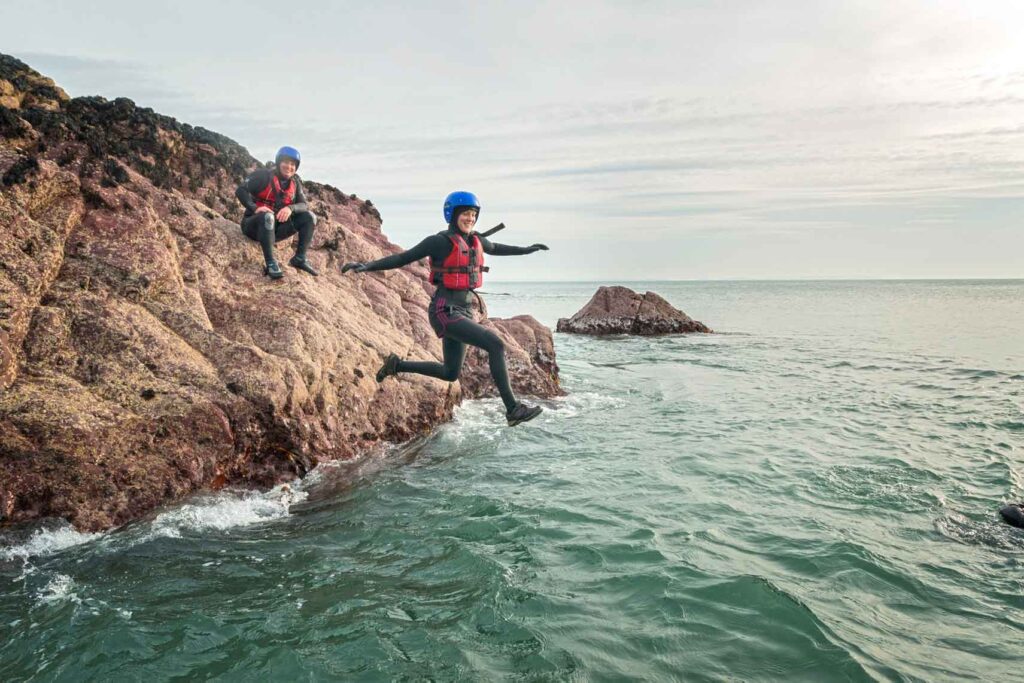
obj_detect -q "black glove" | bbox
[528,243,549,252]
[342,262,369,274]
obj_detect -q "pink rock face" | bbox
[460,294,563,399]
[556,285,712,335]
[0,54,560,532]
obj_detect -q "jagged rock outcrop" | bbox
[460,295,562,399]
[556,285,712,335]
[0,54,560,531]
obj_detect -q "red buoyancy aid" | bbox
[253,175,296,211]
[429,232,489,290]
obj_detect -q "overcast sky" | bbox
[4,0,1022,279]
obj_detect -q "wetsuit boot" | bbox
[264,261,284,280]
[289,255,319,276]
[506,402,542,426]
[288,213,319,275]
[376,353,400,383]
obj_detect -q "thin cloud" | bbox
[5,1,1023,278]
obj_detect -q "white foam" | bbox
[145,483,307,537]
[36,574,80,605]
[438,392,622,444]
[444,399,507,443]
[2,484,308,563]
[1,525,101,561]
[548,391,626,418]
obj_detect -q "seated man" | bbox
[235,146,318,279]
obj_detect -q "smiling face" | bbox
[456,208,478,234]
[277,157,297,178]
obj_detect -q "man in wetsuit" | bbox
[236,146,318,279]
[342,191,548,426]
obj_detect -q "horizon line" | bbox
[485,277,1024,283]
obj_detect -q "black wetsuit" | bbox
[364,228,538,412]
[236,169,316,264]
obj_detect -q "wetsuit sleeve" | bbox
[290,177,309,214]
[235,169,270,211]
[479,235,535,255]
[364,234,447,271]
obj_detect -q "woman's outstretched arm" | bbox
[480,235,549,256]
[344,234,445,273]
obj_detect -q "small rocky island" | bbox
[556,286,712,336]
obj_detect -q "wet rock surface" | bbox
[556,285,712,335]
[0,54,560,531]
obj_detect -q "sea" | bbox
[1,280,1022,681]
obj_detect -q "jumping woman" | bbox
[342,191,548,426]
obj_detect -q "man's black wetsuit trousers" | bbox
[241,211,315,264]
[397,318,518,413]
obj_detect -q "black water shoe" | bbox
[507,402,543,426]
[376,353,400,383]
[264,261,284,280]
[289,255,319,276]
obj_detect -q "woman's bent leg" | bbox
[443,318,517,412]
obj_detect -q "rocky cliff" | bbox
[0,54,561,532]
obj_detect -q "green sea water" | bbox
[2,280,1022,681]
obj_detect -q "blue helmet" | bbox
[275,146,301,169]
[443,190,480,223]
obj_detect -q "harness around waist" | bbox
[435,284,475,300]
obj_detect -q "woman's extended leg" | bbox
[380,318,515,410]
[376,317,539,423]
[393,336,467,382]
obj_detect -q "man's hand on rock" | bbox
[342,262,369,274]
[276,207,292,222]
[528,243,549,252]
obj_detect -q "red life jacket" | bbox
[253,174,296,211]
[429,232,489,290]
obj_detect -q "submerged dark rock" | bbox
[556,285,711,336]
[999,503,1024,529]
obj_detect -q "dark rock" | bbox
[556,285,712,336]
[0,106,28,138]
[102,158,129,185]
[999,503,1024,529]
[1,156,39,186]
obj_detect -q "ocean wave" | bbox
[141,483,307,539]
[950,368,1001,379]
[35,573,81,605]
[1,524,101,562]
[935,511,1024,552]
[1,484,308,562]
